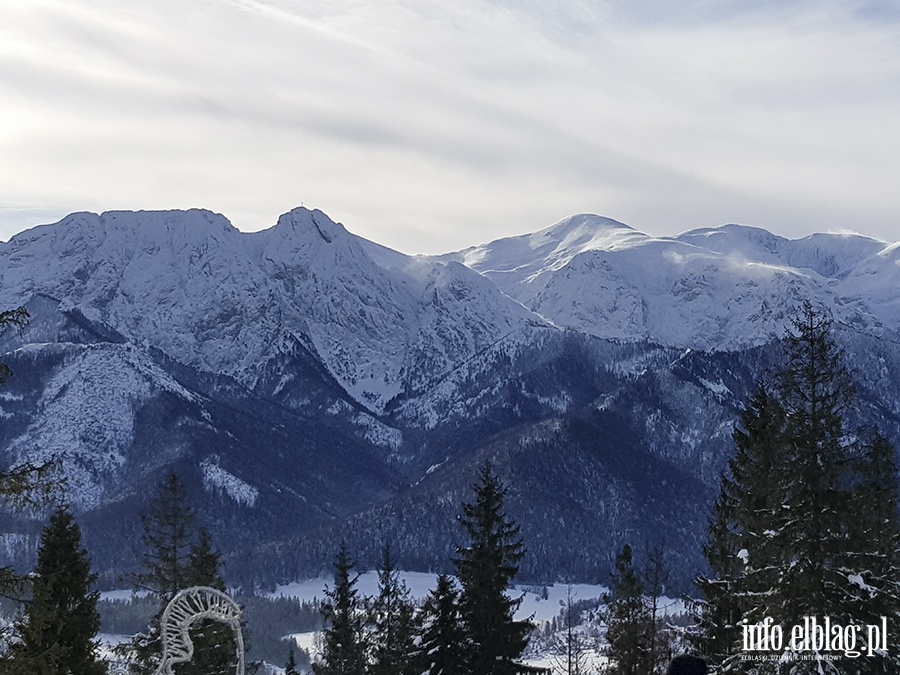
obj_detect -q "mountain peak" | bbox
[529,213,644,256]
[252,207,355,265]
[675,222,788,262]
[542,213,635,234]
[6,209,239,263]
[448,215,900,350]
[268,207,347,244]
[448,214,647,276]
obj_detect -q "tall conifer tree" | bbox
[177,528,235,675]
[285,648,299,675]
[694,386,787,661]
[124,473,233,675]
[368,546,418,675]
[419,574,468,675]
[125,473,196,673]
[454,463,530,675]
[136,472,195,603]
[602,544,651,675]
[698,303,900,674]
[314,544,367,675]
[11,507,106,675]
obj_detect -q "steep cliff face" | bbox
[0,207,545,415]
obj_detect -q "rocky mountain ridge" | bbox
[443,214,900,349]
[2,208,899,588]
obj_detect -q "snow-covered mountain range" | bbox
[0,208,542,414]
[443,214,900,348]
[2,208,899,587]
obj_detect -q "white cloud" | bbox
[1,0,899,253]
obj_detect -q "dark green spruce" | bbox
[6,507,106,675]
[368,546,419,675]
[313,543,367,675]
[602,543,651,675]
[454,463,531,675]
[176,527,237,675]
[122,473,237,675]
[419,574,468,675]
[284,648,299,675]
[697,303,900,674]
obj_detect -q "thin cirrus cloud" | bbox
[1,0,899,254]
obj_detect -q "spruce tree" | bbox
[136,472,196,603]
[698,303,900,674]
[185,528,225,589]
[454,463,530,675]
[840,431,900,675]
[694,386,787,662]
[11,507,106,675]
[176,528,235,675]
[419,574,468,675]
[602,544,650,675]
[770,305,898,673]
[775,304,855,627]
[124,472,198,674]
[368,546,418,675]
[314,544,367,675]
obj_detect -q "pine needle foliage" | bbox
[314,544,367,675]
[454,463,531,675]
[368,546,419,675]
[7,507,106,675]
[602,544,651,675]
[122,473,235,675]
[696,303,900,674]
[419,574,468,675]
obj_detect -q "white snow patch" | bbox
[698,377,731,398]
[426,459,447,475]
[269,571,440,606]
[352,412,402,451]
[100,589,150,601]
[286,631,320,661]
[535,392,572,413]
[0,532,34,558]
[200,457,259,507]
[848,573,877,595]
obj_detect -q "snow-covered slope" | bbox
[443,215,900,349]
[0,208,546,413]
[4,206,900,588]
[2,341,202,509]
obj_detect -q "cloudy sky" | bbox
[2,0,899,254]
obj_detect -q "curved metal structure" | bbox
[152,586,244,675]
